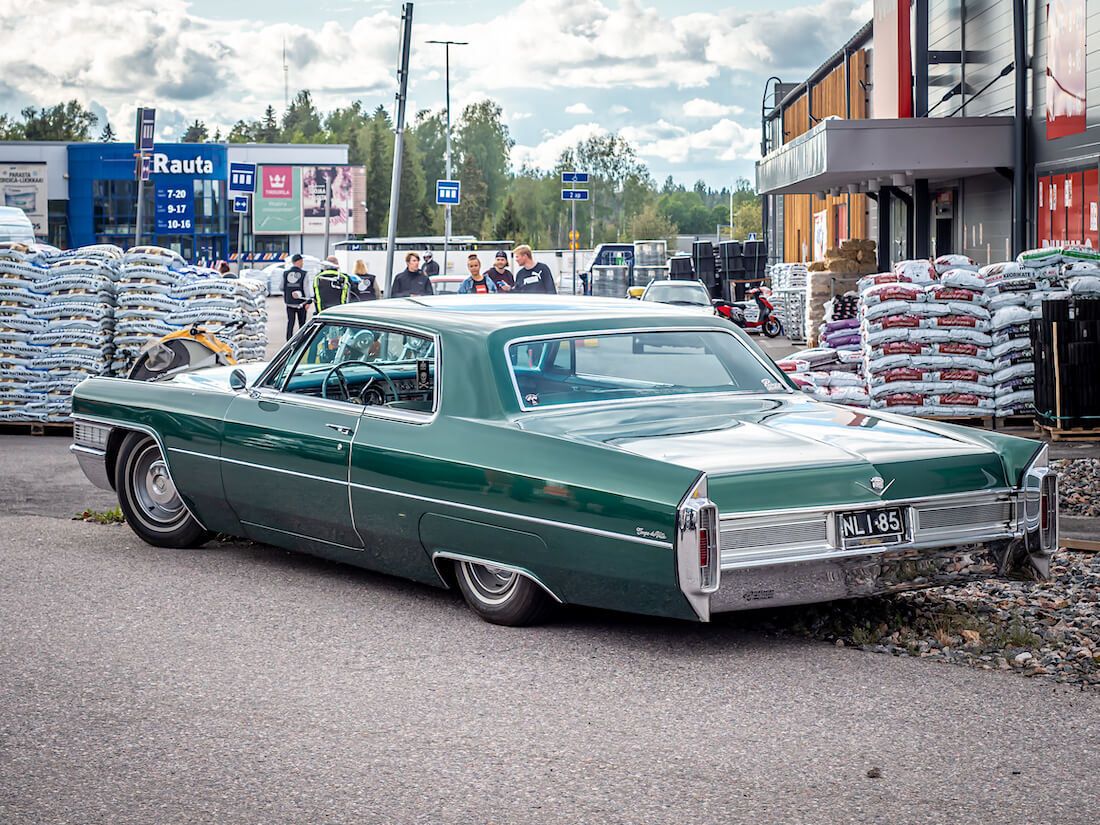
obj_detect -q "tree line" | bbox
[0,95,762,248]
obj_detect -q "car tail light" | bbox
[1040,473,1058,552]
[676,474,720,618]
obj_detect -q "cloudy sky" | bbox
[0,0,872,189]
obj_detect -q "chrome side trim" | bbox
[502,325,793,413]
[71,414,209,531]
[240,520,363,553]
[160,445,673,549]
[168,447,348,486]
[431,551,564,603]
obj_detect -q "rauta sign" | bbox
[150,153,215,175]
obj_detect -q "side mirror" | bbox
[229,368,248,391]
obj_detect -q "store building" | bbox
[0,140,363,263]
[757,0,1098,271]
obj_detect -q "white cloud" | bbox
[565,102,593,115]
[512,122,608,171]
[510,112,534,121]
[621,118,759,165]
[610,104,631,115]
[682,98,744,118]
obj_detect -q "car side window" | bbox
[275,322,437,412]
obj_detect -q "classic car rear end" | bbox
[71,297,1057,626]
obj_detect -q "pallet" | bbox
[1034,422,1100,442]
[0,421,73,437]
[1062,538,1100,553]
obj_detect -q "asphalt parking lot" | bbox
[1,434,1098,825]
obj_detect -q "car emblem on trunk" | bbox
[856,476,894,497]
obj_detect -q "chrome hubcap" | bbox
[463,562,519,604]
[146,460,177,505]
[133,445,184,524]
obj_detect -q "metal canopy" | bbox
[755,117,1014,195]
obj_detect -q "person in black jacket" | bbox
[512,244,556,293]
[282,254,310,339]
[390,251,434,298]
[422,251,440,278]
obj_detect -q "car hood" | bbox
[166,361,269,391]
[517,395,1013,512]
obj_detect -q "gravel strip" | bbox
[758,549,1100,687]
[1052,458,1100,517]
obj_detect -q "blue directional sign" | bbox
[233,195,249,213]
[562,172,589,183]
[155,183,194,233]
[137,107,156,151]
[561,189,589,201]
[436,179,460,205]
[229,162,257,193]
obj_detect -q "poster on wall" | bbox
[302,166,355,235]
[1047,0,1087,140]
[812,209,828,261]
[254,166,302,234]
[0,163,47,235]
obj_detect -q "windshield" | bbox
[642,282,711,306]
[508,330,789,408]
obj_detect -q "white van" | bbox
[0,206,36,244]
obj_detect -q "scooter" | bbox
[717,288,782,338]
[126,321,241,381]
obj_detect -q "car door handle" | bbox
[325,423,354,436]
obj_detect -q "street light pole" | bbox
[427,38,467,277]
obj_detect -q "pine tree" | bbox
[452,154,488,235]
[493,195,523,243]
[257,106,279,143]
[99,122,116,141]
[181,120,208,143]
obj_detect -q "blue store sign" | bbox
[155,182,194,233]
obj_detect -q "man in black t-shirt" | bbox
[282,254,310,340]
[511,244,556,294]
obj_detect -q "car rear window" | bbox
[508,330,789,408]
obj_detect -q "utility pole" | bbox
[322,170,332,259]
[283,37,289,111]
[384,3,414,295]
[427,38,467,277]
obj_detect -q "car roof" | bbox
[645,279,707,288]
[320,294,724,335]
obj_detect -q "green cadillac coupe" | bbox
[71,296,1058,625]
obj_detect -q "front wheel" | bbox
[763,317,782,338]
[453,560,555,626]
[115,432,211,548]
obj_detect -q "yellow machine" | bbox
[127,323,238,381]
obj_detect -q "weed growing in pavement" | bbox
[74,508,124,524]
[993,619,1041,650]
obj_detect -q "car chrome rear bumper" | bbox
[708,535,1038,613]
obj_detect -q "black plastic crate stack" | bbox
[743,239,766,293]
[1032,298,1100,430]
[690,241,715,290]
[669,255,695,279]
[718,241,743,301]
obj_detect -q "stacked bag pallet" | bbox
[1,242,269,425]
[804,239,878,345]
[0,243,120,422]
[818,293,861,350]
[770,263,809,343]
[776,347,869,407]
[860,259,997,418]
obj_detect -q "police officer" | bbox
[314,257,350,312]
[282,253,310,339]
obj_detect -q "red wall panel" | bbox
[1038,174,1051,246]
[1084,168,1098,249]
[1067,171,1084,244]
[1052,174,1067,242]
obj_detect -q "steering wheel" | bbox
[321,360,400,404]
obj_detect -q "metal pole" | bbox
[426,39,466,275]
[236,199,245,273]
[135,166,145,247]
[322,172,331,259]
[1012,0,1027,256]
[444,44,451,277]
[571,198,577,294]
[384,3,414,295]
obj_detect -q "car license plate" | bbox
[837,507,907,549]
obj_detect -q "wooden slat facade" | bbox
[782,50,870,262]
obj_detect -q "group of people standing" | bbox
[282,245,557,339]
